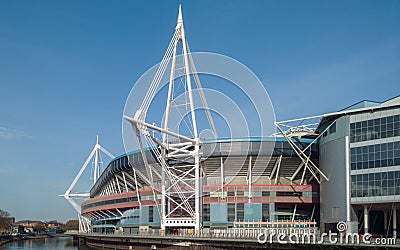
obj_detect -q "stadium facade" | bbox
[82,138,320,235]
[78,7,400,238]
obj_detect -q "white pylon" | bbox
[59,135,114,232]
[124,5,216,234]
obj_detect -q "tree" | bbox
[58,223,67,232]
[33,222,46,233]
[0,209,11,230]
[65,220,79,231]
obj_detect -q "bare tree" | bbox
[0,209,11,230]
[65,220,79,231]
[33,222,46,233]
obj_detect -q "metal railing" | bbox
[85,224,318,240]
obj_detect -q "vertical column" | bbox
[393,207,397,238]
[364,205,369,234]
[248,156,252,203]
[269,203,275,222]
[161,154,166,233]
[345,136,351,222]
[220,157,224,200]
[384,210,388,234]
[194,144,201,234]
[94,142,100,185]
[181,13,200,234]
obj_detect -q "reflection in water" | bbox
[2,236,93,250]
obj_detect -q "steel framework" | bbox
[274,116,333,184]
[273,116,335,224]
[124,6,216,234]
[60,136,114,232]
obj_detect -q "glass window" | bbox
[148,206,154,222]
[329,122,337,134]
[262,204,269,222]
[351,115,399,143]
[362,121,367,128]
[368,145,374,153]
[237,204,244,221]
[262,191,270,196]
[351,141,400,170]
[227,204,235,222]
[369,152,375,161]
[203,204,210,221]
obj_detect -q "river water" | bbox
[1,237,93,250]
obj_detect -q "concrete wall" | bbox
[319,116,356,232]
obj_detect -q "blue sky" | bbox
[0,1,399,222]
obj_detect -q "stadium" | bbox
[70,7,400,238]
[81,137,320,235]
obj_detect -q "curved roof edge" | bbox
[91,137,319,196]
[110,137,317,162]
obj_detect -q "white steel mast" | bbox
[125,5,215,234]
[60,136,114,233]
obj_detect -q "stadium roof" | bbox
[316,95,400,132]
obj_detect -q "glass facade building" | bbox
[318,97,400,236]
[350,114,400,143]
[349,107,400,202]
[351,171,400,197]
